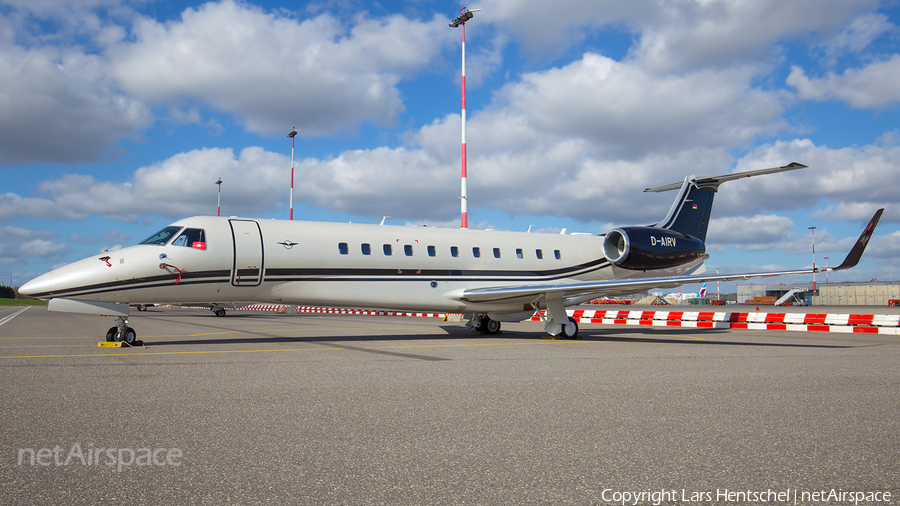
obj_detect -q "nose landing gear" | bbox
[105,316,139,346]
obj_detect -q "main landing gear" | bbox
[105,316,138,345]
[533,298,580,339]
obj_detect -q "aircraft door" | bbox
[230,219,264,286]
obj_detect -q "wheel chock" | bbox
[98,340,144,348]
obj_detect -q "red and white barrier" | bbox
[532,309,900,335]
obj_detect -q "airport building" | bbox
[812,281,900,306]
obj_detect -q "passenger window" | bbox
[555,250,561,260]
[473,247,481,258]
[338,243,349,255]
[383,244,393,256]
[427,245,436,257]
[404,245,414,256]
[493,247,501,258]
[361,243,371,255]
[536,249,543,259]
[451,246,459,258]
[173,228,206,250]
[516,248,523,259]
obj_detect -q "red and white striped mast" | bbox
[287,127,298,220]
[809,225,817,291]
[450,7,479,229]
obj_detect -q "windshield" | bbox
[139,226,183,246]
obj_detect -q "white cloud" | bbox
[32,147,288,221]
[0,193,80,220]
[820,12,894,58]
[0,226,66,267]
[496,53,784,158]
[107,1,455,136]
[865,230,900,262]
[707,214,795,249]
[486,0,880,71]
[787,56,900,108]
[630,0,880,72]
[0,37,151,165]
[0,1,457,164]
[719,138,900,219]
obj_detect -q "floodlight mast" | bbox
[450,7,480,229]
[287,128,298,220]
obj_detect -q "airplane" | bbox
[19,162,884,345]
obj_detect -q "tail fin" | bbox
[699,283,708,298]
[644,162,807,242]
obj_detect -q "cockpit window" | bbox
[139,226,183,246]
[172,228,207,250]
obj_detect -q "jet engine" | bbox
[602,227,705,270]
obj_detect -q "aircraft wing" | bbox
[460,209,883,305]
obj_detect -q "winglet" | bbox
[831,208,884,271]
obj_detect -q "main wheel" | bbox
[483,317,501,334]
[214,308,226,317]
[106,327,117,342]
[561,317,579,339]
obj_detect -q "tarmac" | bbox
[1,304,898,505]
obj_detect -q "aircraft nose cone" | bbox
[18,272,52,298]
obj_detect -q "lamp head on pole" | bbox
[215,178,222,186]
[287,129,298,138]
[449,8,480,27]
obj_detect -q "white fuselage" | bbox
[22,216,702,315]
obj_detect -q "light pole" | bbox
[287,128,298,220]
[809,225,817,291]
[215,177,222,217]
[450,7,480,229]
[823,256,829,283]
[716,266,720,300]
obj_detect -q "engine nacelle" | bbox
[602,227,705,270]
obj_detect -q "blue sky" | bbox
[2,0,899,293]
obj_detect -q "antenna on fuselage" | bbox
[380,216,391,226]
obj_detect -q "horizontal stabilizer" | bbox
[644,162,807,193]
